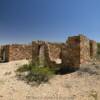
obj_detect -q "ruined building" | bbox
[0,44,32,62]
[0,34,97,69]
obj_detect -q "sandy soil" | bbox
[0,60,100,100]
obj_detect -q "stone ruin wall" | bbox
[0,46,3,60]
[60,37,80,69]
[0,45,9,62]
[0,44,32,62]
[8,44,32,61]
[32,41,39,64]
[31,35,89,69]
[61,35,97,68]
[32,41,62,68]
[47,43,62,64]
[0,35,97,69]
[32,41,47,66]
[90,40,97,58]
[80,35,90,64]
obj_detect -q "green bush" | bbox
[26,66,55,84]
[16,64,32,72]
[16,63,55,85]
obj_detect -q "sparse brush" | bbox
[16,63,32,72]
[26,66,55,84]
[16,59,55,85]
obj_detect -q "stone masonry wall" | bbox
[0,34,97,69]
[62,36,80,68]
[0,46,3,60]
[0,45,9,62]
[61,43,69,67]
[7,44,32,61]
[61,35,96,68]
[32,41,48,67]
[80,35,90,64]
[32,41,62,67]
[32,41,40,64]
[32,35,96,69]
[90,40,97,59]
[47,43,62,64]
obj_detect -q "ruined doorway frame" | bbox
[38,45,46,67]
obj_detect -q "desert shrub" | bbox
[16,64,32,72]
[26,66,55,84]
[16,62,55,85]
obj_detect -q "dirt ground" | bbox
[0,60,100,100]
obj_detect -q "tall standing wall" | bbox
[32,41,62,67]
[90,40,97,59]
[61,35,93,68]
[80,35,90,64]
[61,36,80,68]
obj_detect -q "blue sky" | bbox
[0,0,100,44]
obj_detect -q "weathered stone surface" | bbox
[32,41,40,64]
[9,44,32,61]
[1,45,9,62]
[61,36,80,68]
[80,35,91,64]
[47,43,62,64]
[61,43,69,67]
[32,41,62,67]
[0,34,97,69]
[62,35,97,68]
[90,40,97,58]
[1,44,32,62]
[0,46,3,60]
